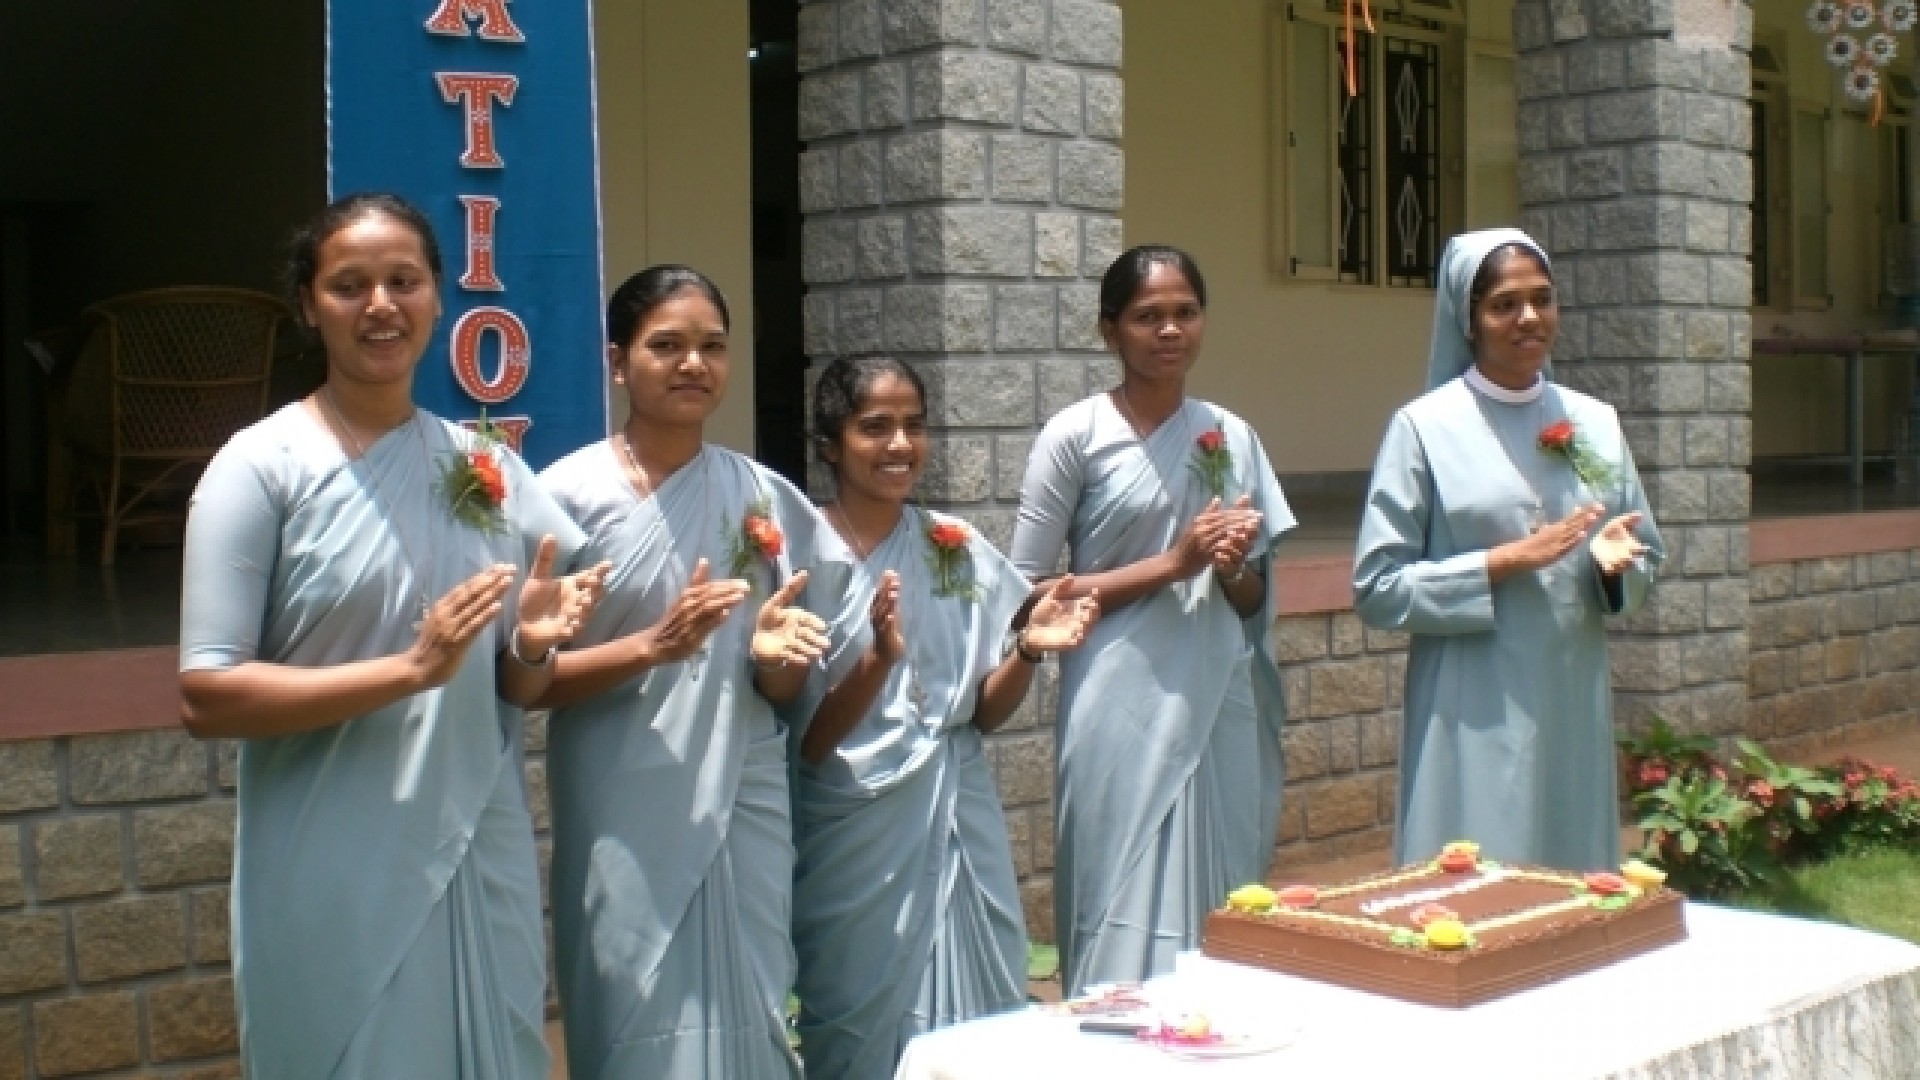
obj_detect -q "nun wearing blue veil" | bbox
[1353,228,1663,871]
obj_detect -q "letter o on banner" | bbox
[450,306,531,404]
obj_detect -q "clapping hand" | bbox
[751,569,832,668]
[514,535,611,662]
[1590,512,1649,575]
[1176,496,1264,577]
[1505,502,1606,573]
[868,570,907,665]
[638,558,752,665]
[410,563,515,686]
[1021,575,1100,654]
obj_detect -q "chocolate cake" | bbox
[1201,847,1687,1008]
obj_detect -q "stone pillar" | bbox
[796,0,1123,938]
[1513,0,1754,735]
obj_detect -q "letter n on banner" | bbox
[325,0,606,468]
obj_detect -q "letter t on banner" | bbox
[326,0,606,468]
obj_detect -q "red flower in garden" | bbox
[1638,760,1671,788]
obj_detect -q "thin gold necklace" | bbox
[616,431,655,501]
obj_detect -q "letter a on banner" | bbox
[326,0,606,467]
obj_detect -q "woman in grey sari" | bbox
[1010,245,1295,996]
[791,357,1100,1080]
[180,193,609,1079]
[535,265,871,1080]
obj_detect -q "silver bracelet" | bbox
[509,627,555,669]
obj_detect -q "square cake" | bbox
[1201,845,1687,1007]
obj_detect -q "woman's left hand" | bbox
[515,535,611,660]
[1590,512,1649,575]
[751,569,832,668]
[1022,574,1102,653]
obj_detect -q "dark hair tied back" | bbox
[1468,243,1552,310]
[811,356,927,453]
[285,193,443,314]
[1098,244,1207,322]
[607,264,731,350]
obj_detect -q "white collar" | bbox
[1465,364,1544,404]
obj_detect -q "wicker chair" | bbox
[63,288,290,564]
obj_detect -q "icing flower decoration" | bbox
[1827,33,1862,66]
[1189,427,1235,499]
[1228,883,1278,913]
[1845,0,1877,28]
[1436,843,1479,874]
[1620,859,1668,889]
[727,498,784,580]
[1867,31,1899,64]
[924,514,982,601]
[1845,65,1881,100]
[1808,0,1844,31]
[1886,0,1916,31]
[438,414,510,535]
[1408,902,1459,928]
[1423,919,1471,950]
[1537,419,1615,490]
[1583,872,1632,897]
[1276,885,1320,908]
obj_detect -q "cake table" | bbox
[894,905,1920,1080]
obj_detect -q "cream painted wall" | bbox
[593,0,757,452]
[1124,1,1508,475]
[1752,0,1912,457]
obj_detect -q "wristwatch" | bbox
[1013,629,1046,665]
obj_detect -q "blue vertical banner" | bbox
[327,0,606,468]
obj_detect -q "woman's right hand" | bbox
[1174,496,1261,576]
[1488,502,1605,582]
[636,558,753,665]
[407,563,516,688]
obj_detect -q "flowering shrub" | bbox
[1618,718,1920,897]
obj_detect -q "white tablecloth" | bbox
[895,905,1920,1080]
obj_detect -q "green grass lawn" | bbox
[1725,846,1920,945]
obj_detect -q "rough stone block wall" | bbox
[0,732,239,1079]
[1747,550,1920,755]
[1268,612,1407,870]
[797,0,1123,941]
[0,726,561,1080]
[1514,0,1756,737]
